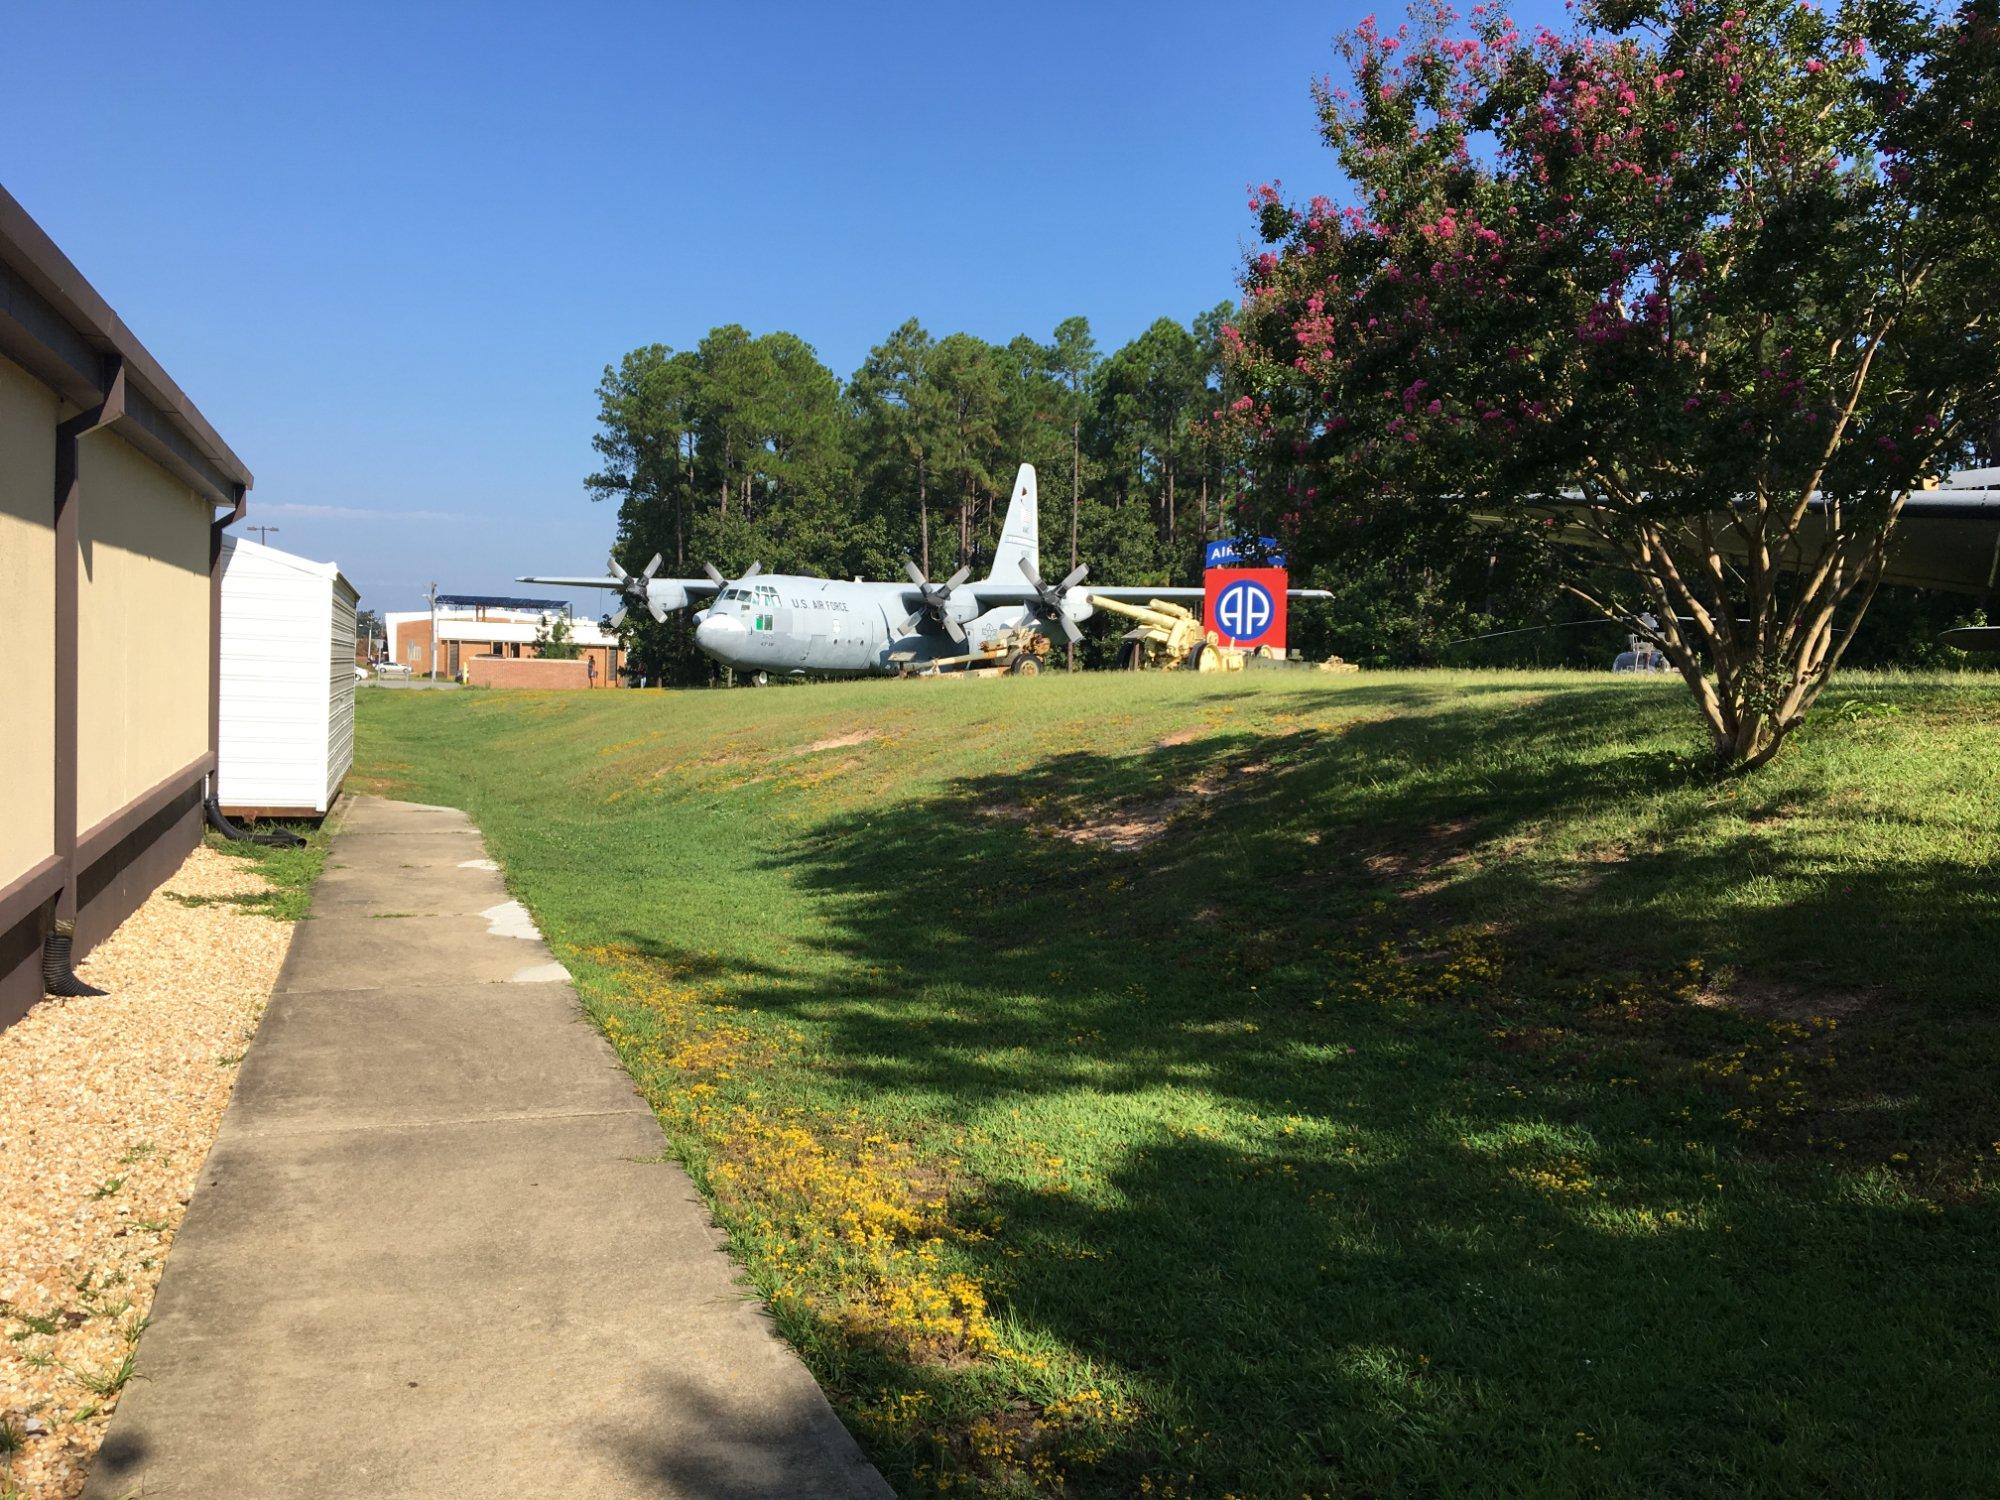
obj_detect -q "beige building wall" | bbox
[0,356,57,883]
[75,430,212,831]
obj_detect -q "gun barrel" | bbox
[1085,594,1195,627]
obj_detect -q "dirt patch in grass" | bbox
[799,729,878,755]
[1693,975,1884,1024]
[1049,801,1196,852]
[1361,817,1482,898]
[1039,758,1278,852]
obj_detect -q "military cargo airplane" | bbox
[521,463,1330,679]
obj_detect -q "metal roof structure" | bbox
[436,595,571,612]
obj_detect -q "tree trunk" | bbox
[1568,487,1902,772]
[919,459,930,576]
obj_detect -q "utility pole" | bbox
[249,524,280,544]
[426,581,439,681]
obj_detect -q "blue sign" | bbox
[1214,578,1275,640]
[1204,536,1287,569]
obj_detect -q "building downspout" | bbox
[210,480,246,767]
[45,360,126,997]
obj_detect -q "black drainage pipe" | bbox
[43,919,107,998]
[205,796,307,849]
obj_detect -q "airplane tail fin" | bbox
[987,463,1038,583]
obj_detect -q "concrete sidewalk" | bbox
[87,797,889,1500]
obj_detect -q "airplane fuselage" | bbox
[693,574,1037,675]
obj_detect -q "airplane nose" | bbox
[694,612,746,660]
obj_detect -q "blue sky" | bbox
[3,1,1544,613]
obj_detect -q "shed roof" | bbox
[220,534,358,603]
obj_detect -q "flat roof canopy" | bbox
[437,595,571,612]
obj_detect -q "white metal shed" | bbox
[217,536,359,817]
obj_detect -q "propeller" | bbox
[701,560,763,590]
[899,559,973,642]
[606,551,665,626]
[1019,556,1089,644]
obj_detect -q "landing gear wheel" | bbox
[750,670,770,687]
[1117,641,1147,671]
[1006,653,1042,676]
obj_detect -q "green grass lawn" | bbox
[184,821,333,921]
[353,671,2000,1498]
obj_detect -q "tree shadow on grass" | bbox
[755,686,1998,1116]
[706,682,2000,1494]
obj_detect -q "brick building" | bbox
[383,597,623,686]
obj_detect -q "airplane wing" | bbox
[516,574,722,595]
[967,584,1332,606]
[1480,482,2000,595]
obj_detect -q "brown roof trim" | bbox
[0,182,253,504]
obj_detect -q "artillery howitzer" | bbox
[1088,595,1250,672]
[1087,593,1359,673]
[889,625,1053,678]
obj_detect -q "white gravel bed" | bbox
[1,845,295,1498]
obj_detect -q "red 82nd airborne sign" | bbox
[1203,567,1288,650]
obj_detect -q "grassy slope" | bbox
[354,672,2000,1498]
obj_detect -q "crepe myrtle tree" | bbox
[1226,0,2000,768]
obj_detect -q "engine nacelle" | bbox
[941,587,981,632]
[645,580,691,615]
